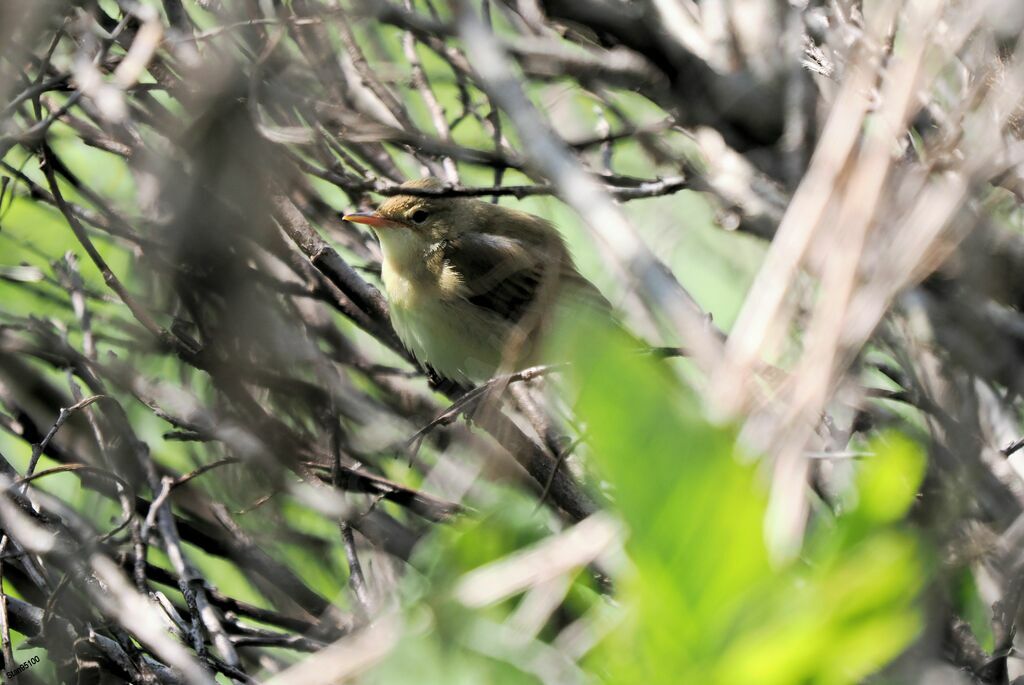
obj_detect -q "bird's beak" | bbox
[343,211,394,228]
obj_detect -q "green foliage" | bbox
[571,318,928,685]
[952,566,994,654]
[366,493,565,685]
[365,316,929,684]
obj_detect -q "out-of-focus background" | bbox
[1,1,1023,683]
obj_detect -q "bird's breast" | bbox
[383,263,506,383]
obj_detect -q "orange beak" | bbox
[343,211,395,228]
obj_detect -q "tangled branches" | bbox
[2,0,1024,683]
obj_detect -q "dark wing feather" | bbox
[467,271,540,321]
[438,232,610,322]
[438,233,548,321]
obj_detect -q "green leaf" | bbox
[556,313,926,685]
[854,432,925,524]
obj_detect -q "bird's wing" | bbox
[436,232,610,323]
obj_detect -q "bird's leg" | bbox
[405,381,492,458]
[424,366,449,390]
[425,366,473,396]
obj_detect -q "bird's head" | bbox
[343,177,473,273]
[343,177,463,239]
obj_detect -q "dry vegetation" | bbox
[2,0,1024,683]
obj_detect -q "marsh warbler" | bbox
[344,178,611,384]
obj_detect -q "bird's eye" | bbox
[410,209,430,224]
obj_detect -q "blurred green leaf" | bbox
[854,432,925,524]
[551,313,927,685]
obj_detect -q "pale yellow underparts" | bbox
[380,226,508,383]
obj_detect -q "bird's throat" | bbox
[378,228,434,309]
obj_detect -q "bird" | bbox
[343,177,612,385]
